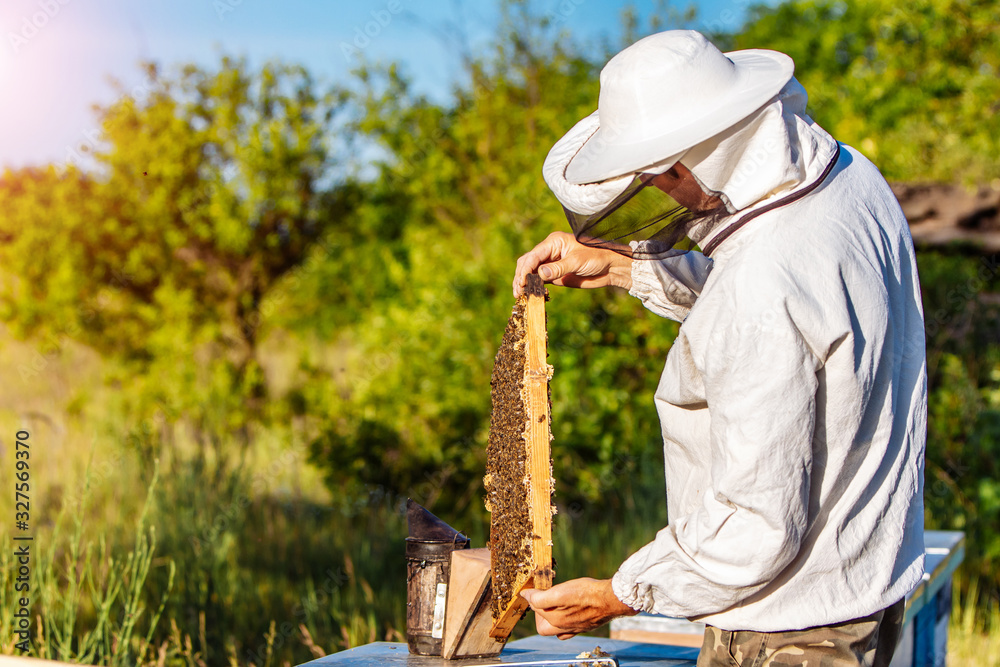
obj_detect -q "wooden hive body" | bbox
[484,274,554,640]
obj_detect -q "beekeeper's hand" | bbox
[513,232,633,297]
[520,577,639,640]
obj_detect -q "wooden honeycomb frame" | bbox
[484,273,554,640]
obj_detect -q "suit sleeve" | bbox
[629,244,714,323]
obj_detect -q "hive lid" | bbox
[406,498,469,544]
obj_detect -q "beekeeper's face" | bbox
[648,163,722,213]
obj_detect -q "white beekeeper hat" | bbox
[562,30,794,185]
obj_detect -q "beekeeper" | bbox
[514,30,926,667]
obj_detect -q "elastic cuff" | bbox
[611,570,648,613]
[628,255,662,303]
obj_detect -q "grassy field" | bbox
[0,333,997,667]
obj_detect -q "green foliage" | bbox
[0,463,173,665]
[0,0,999,661]
[138,445,411,666]
[917,250,1000,597]
[0,58,347,452]
[949,574,1000,663]
[727,0,1000,183]
[0,430,412,666]
[294,15,679,523]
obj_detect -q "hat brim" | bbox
[564,50,795,185]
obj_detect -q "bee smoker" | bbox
[405,499,470,656]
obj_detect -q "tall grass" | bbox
[1,429,998,666]
[0,432,409,665]
[0,337,997,666]
[0,460,173,664]
[949,576,1000,667]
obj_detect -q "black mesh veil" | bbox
[563,173,728,260]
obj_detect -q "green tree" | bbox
[0,58,347,455]
[725,0,1000,183]
[916,251,1000,598]
[297,7,680,522]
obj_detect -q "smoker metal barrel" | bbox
[405,535,470,656]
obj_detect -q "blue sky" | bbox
[0,0,767,170]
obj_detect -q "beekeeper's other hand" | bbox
[513,232,633,297]
[519,577,639,640]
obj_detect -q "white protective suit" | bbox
[543,79,927,631]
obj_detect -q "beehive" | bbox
[484,273,554,639]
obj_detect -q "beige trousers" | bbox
[696,598,906,667]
